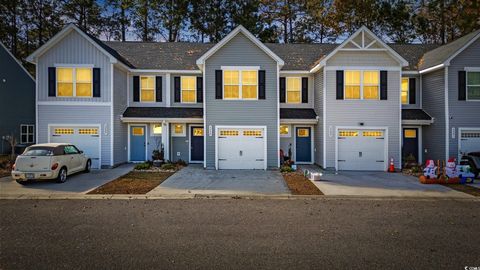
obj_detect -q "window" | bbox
[219,130,239,136]
[339,130,358,137]
[193,127,204,136]
[223,70,258,99]
[140,76,155,102]
[286,77,301,103]
[280,125,290,137]
[345,70,379,100]
[404,129,416,138]
[467,71,480,100]
[363,131,383,137]
[78,128,98,135]
[363,71,379,99]
[181,76,196,103]
[401,78,409,104]
[297,128,309,137]
[54,128,74,135]
[345,71,361,99]
[20,124,34,143]
[151,124,162,136]
[172,124,185,137]
[132,127,144,136]
[57,67,92,97]
[243,130,262,136]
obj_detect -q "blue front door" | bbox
[296,127,312,163]
[130,126,146,161]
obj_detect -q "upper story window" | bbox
[57,67,92,97]
[401,78,409,104]
[467,71,480,100]
[286,77,301,103]
[140,76,155,102]
[181,76,196,103]
[345,70,379,100]
[223,70,258,100]
[20,124,34,144]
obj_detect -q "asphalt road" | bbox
[1,198,479,270]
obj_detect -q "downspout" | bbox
[444,66,450,161]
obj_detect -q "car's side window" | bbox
[64,145,79,155]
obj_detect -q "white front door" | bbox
[217,128,265,170]
[50,126,101,169]
[459,129,480,157]
[338,129,386,171]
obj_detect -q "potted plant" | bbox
[152,137,165,167]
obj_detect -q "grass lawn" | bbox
[282,171,324,195]
[88,171,174,195]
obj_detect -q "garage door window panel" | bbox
[467,71,480,100]
[181,76,196,103]
[78,128,98,135]
[140,76,155,102]
[54,128,74,135]
[286,77,301,103]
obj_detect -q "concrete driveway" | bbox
[148,164,290,196]
[0,164,134,198]
[312,170,473,198]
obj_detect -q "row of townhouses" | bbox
[24,24,480,170]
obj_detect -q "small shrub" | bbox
[175,159,187,166]
[161,163,176,171]
[283,159,295,167]
[135,162,151,170]
[280,165,294,173]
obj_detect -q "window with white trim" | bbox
[223,70,258,99]
[344,70,379,100]
[401,77,409,104]
[172,124,186,137]
[57,67,92,97]
[151,124,162,136]
[181,76,196,103]
[280,125,291,137]
[140,76,155,102]
[286,77,301,103]
[20,124,34,143]
[467,71,480,100]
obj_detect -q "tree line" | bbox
[1,0,479,72]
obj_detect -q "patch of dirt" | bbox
[282,172,324,195]
[88,171,174,195]
[441,184,480,197]
[0,170,10,178]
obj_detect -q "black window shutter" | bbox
[174,76,181,102]
[458,71,466,100]
[408,78,416,104]
[92,68,101,97]
[48,67,56,96]
[380,70,388,100]
[133,76,140,102]
[279,77,286,103]
[155,76,162,102]
[336,70,344,100]
[215,70,222,99]
[301,77,308,103]
[258,70,266,99]
[197,77,203,102]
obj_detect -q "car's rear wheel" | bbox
[56,167,67,183]
[84,159,91,173]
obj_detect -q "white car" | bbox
[11,143,91,184]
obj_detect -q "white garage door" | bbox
[217,128,265,170]
[460,129,480,155]
[338,129,386,171]
[50,126,101,169]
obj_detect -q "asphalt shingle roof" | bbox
[389,44,440,71]
[402,109,433,121]
[280,108,317,119]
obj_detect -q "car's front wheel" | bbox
[56,167,67,183]
[84,160,91,173]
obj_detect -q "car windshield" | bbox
[23,148,54,156]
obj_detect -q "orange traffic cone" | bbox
[388,157,395,172]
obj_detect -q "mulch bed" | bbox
[441,183,480,197]
[282,171,324,195]
[88,171,174,195]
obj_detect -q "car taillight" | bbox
[51,163,59,170]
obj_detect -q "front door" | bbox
[296,127,312,163]
[403,128,419,163]
[190,126,204,162]
[130,126,146,161]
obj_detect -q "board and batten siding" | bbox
[279,73,314,109]
[421,68,446,161]
[447,38,480,158]
[313,70,324,167]
[37,30,112,103]
[327,51,398,67]
[113,67,128,164]
[204,32,278,169]
[37,105,112,167]
[324,69,402,169]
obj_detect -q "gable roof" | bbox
[0,41,35,81]
[418,29,480,71]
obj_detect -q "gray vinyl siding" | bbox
[421,68,446,161]
[327,51,398,67]
[324,70,402,169]
[113,67,128,164]
[37,105,111,167]
[401,74,421,109]
[204,32,278,169]
[279,73,314,109]
[169,123,190,162]
[447,38,480,158]
[170,74,203,108]
[0,44,35,154]
[313,70,324,167]
[128,72,166,107]
[37,30,112,102]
